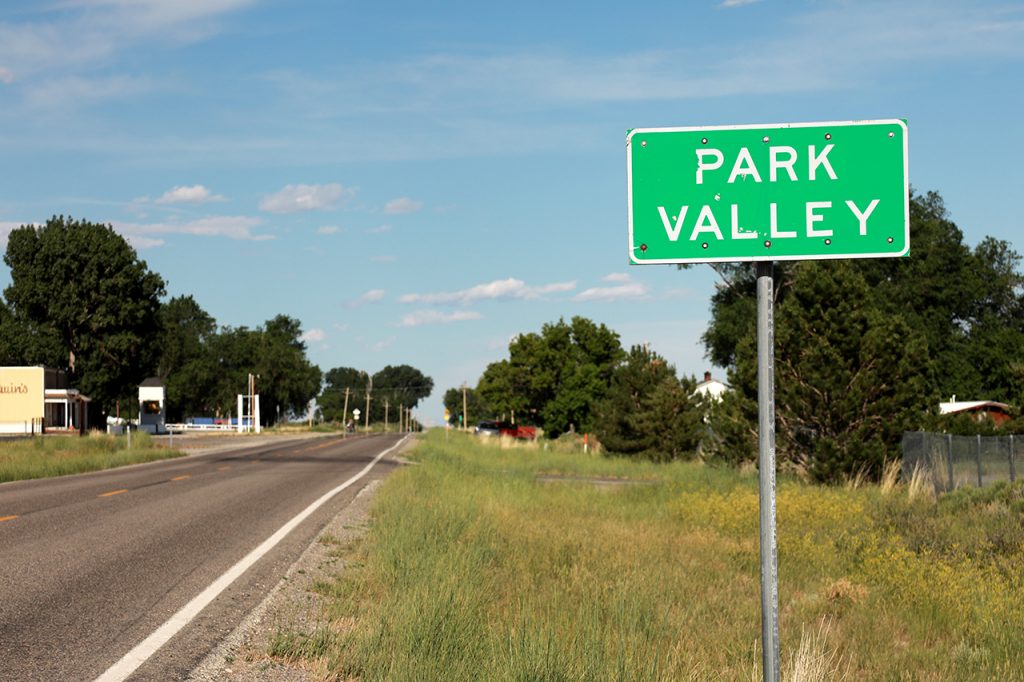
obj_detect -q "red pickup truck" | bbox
[475,421,537,440]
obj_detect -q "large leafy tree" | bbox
[184,317,320,425]
[254,315,322,424]
[156,295,218,422]
[370,364,433,423]
[3,216,165,413]
[0,297,65,367]
[477,316,624,437]
[319,366,367,422]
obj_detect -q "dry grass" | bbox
[907,462,937,502]
[784,619,846,682]
[879,459,901,495]
[276,431,1024,681]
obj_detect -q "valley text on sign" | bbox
[627,120,909,264]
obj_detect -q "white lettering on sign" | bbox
[769,203,796,239]
[731,205,757,240]
[656,200,882,242]
[690,205,723,241]
[657,206,688,241]
[695,149,724,184]
[808,144,837,181]
[805,201,832,237]
[770,146,797,182]
[694,145,840,185]
[727,147,762,184]
[846,199,880,235]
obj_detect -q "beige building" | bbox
[0,366,91,435]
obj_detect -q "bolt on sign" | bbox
[627,120,909,264]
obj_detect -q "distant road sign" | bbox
[627,120,908,264]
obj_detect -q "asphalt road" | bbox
[0,433,404,681]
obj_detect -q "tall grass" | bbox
[277,431,1024,681]
[0,431,183,482]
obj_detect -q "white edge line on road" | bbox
[95,436,409,682]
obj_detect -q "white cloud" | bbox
[371,335,396,351]
[300,328,327,343]
[125,235,165,249]
[384,197,424,215]
[0,1,257,82]
[116,215,272,242]
[573,282,650,302]
[719,0,762,7]
[21,74,156,111]
[0,221,32,248]
[400,278,576,305]
[345,289,386,309]
[154,184,223,204]
[401,310,482,327]
[365,224,392,234]
[317,225,340,234]
[0,67,13,84]
[602,272,632,283]
[259,183,353,213]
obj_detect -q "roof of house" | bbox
[939,400,1011,415]
[139,377,164,387]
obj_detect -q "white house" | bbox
[693,370,729,401]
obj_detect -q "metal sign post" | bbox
[756,261,780,681]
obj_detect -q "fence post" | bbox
[946,434,954,491]
[975,434,983,487]
[1011,434,1016,483]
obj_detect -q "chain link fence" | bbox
[902,432,1021,492]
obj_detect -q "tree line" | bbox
[0,216,433,425]
[446,190,1024,481]
[317,364,433,425]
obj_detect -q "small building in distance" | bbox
[693,370,729,401]
[0,366,91,434]
[138,377,167,435]
[938,398,1014,427]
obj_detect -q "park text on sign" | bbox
[627,120,909,264]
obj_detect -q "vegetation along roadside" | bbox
[264,430,1024,681]
[0,431,183,483]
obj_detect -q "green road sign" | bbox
[627,120,908,264]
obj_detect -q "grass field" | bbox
[0,431,184,482]
[273,431,1024,681]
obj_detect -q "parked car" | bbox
[474,421,537,440]
[475,420,502,436]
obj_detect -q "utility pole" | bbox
[342,387,350,437]
[462,382,468,432]
[364,375,372,432]
[399,403,404,432]
[384,400,389,432]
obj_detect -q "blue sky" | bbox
[1,0,1022,425]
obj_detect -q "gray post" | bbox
[756,261,780,682]
[1010,435,1016,483]
[946,434,954,491]
[976,434,983,487]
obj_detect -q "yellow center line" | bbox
[171,475,191,481]
[217,466,230,471]
[98,489,129,498]
[0,515,18,522]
